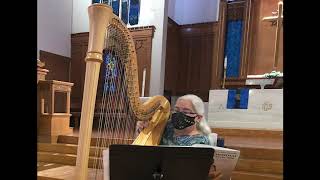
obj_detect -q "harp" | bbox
[74,3,171,180]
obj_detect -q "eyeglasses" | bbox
[171,109,198,117]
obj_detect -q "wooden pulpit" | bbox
[38,80,74,143]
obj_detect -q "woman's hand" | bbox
[135,121,150,136]
[208,165,222,180]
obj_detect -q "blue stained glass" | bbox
[121,1,128,24]
[92,0,100,4]
[227,89,236,109]
[103,51,117,93]
[129,0,140,25]
[239,88,249,109]
[94,0,140,25]
[110,83,116,92]
[227,88,249,109]
[224,20,243,78]
[112,0,119,16]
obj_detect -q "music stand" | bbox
[108,144,214,180]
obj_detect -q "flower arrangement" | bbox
[264,71,283,78]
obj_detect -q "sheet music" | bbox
[213,147,240,180]
[103,149,110,180]
[193,144,240,180]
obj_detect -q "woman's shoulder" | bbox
[190,134,210,145]
[160,120,175,144]
[176,134,210,146]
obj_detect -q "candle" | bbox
[141,67,146,97]
[224,56,228,69]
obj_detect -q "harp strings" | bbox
[92,27,111,174]
[92,23,137,179]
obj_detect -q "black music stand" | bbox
[109,144,214,180]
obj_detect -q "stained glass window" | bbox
[103,51,118,93]
[129,0,140,25]
[121,0,129,24]
[92,0,140,25]
[111,0,119,16]
[223,1,246,78]
[224,20,243,78]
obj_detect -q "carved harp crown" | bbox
[75,3,170,180]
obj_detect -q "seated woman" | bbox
[160,94,214,146]
[137,94,214,146]
[137,94,221,179]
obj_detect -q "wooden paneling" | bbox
[226,1,249,79]
[39,51,72,115]
[211,0,284,88]
[165,0,283,99]
[212,128,283,139]
[164,18,219,101]
[211,0,228,90]
[70,33,88,110]
[129,26,154,97]
[248,0,283,75]
[179,25,215,101]
[164,18,180,96]
[240,0,253,78]
[39,50,71,82]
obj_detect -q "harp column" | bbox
[75,4,112,180]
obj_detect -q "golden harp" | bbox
[74,3,170,180]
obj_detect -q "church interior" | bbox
[37,0,283,179]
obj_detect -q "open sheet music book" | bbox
[103,144,239,180]
[193,144,240,180]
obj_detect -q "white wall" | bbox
[129,0,169,96]
[168,0,220,25]
[37,0,73,58]
[72,0,91,33]
[72,0,169,96]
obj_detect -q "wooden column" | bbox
[66,92,71,114]
[239,0,253,78]
[211,0,228,90]
[50,84,54,114]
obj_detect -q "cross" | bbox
[273,0,283,70]
[262,0,283,70]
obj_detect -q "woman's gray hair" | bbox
[177,94,214,145]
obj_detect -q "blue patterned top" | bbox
[160,120,210,146]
